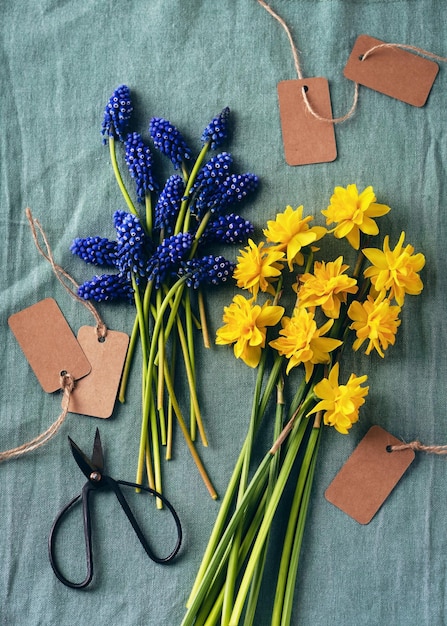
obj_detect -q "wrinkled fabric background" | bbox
[1,1,447,624]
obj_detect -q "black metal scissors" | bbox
[48,428,182,589]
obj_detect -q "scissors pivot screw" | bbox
[90,471,102,482]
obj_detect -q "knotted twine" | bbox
[257,0,447,124]
[388,441,447,455]
[0,209,107,462]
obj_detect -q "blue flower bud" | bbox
[154,175,185,235]
[147,232,193,287]
[196,172,259,218]
[179,255,235,289]
[149,117,192,169]
[113,210,150,277]
[200,214,254,245]
[78,273,134,302]
[125,132,158,202]
[101,85,132,143]
[201,108,230,149]
[70,236,118,267]
[192,152,233,198]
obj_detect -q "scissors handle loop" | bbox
[48,485,94,589]
[113,478,183,564]
[48,478,182,589]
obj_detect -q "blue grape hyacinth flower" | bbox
[113,210,151,277]
[179,255,235,289]
[78,272,134,302]
[149,117,192,169]
[125,132,158,203]
[201,107,230,149]
[154,175,185,235]
[146,232,193,288]
[70,236,118,267]
[101,85,133,143]
[199,213,254,245]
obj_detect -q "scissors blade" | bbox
[68,436,99,480]
[91,428,104,472]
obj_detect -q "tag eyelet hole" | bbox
[60,370,67,376]
[358,54,364,61]
[302,85,309,93]
[386,445,393,453]
[98,336,106,343]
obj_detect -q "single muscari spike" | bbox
[201,107,230,149]
[101,85,132,143]
[70,237,119,267]
[154,175,185,235]
[125,132,158,202]
[179,255,235,289]
[113,210,151,277]
[195,172,259,218]
[191,152,233,196]
[78,272,134,302]
[199,213,254,245]
[146,232,194,288]
[149,117,192,170]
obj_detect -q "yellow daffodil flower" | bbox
[362,231,425,306]
[269,307,342,381]
[263,205,326,270]
[322,184,391,250]
[295,256,358,319]
[308,362,369,434]
[233,239,285,298]
[216,294,284,368]
[348,291,401,357]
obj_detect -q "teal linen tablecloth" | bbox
[2,1,447,624]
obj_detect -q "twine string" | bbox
[25,208,107,339]
[257,0,447,125]
[0,373,75,462]
[388,441,447,455]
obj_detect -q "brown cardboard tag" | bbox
[277,78,337,165]
[325,425,415,524]
[68,326,129,418]
[343,35,439,107]
[8,298,91,393]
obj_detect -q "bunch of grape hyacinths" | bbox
[71,85,258,502]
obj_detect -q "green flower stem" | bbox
[257,355,284,420]
[131,275,149,373]
[198,289,211,349]
[155,289,167,445]
[118,315,139,403]
[191,210,212,258]
[271,416,322,626]
[157,283,205,445]
[176,315,208,447]
[184,291,198,439]
[108,136,138,216]
[162,357,217,499]
[228,394,315,626]
[196,488,270,626]
[119,279,154,403]
[165,334,177,461]
[181,454,273,626]
[186,357,283,610]
[243,380,285,626]
[175,141,211,235]
[221,350,269,625]
[149,393,163,509]
[136,276,188,485]
[279,424,322,626]
[145,439,156,492]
